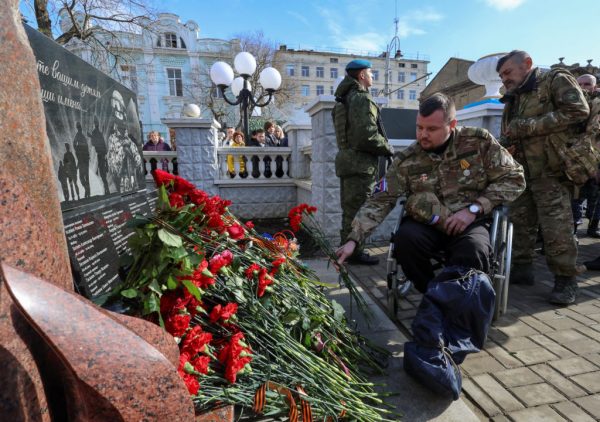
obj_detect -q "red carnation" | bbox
[191,259,215,289]
[218,332,252,384]
[189,189,208,206]
[270,257,286,276]
[257,274,273,298]
[165,312,191,337]
[169,192,185,208]
[244,263,261,279]
[207,212,225,232]
[174,175,195,196]
[160,289,188,316]
[181,326,213,355]
[245,221,254,229]
[288,203,317,233]
[227,223,245,240]
[209,302,238,324]
[152,169,176,188]
[208,250,234,274]
[181,373,200,395]
[191,355,211,375]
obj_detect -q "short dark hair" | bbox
[264,121,274,131]
[419,93,456,122]
[255,129,265,134]
[496,50,530,72]
[347,69,362,80]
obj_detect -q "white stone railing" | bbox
[216,147,292,184]
[143,151,178,180]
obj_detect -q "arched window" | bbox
[165,32,178,48]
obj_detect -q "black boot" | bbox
[511,263,535,285]
[584,256,600,271]
[549,275,578,305]
[587,219,600,238]
[347,251,379,266]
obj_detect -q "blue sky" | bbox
[162,0,598,76]
[21,0,599,77]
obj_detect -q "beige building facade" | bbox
[274,46,429,110]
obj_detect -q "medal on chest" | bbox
[460,159,471,177]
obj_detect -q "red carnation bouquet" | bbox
[106,170,392,420]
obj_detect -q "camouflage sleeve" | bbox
[509,73,589,138]
[476,136,526,213]
[350,96,393,156]
[346,158,406,244]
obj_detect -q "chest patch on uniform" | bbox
[563,88,581,103]
[373,177,387,195]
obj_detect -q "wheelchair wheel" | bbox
[492,214,509,321]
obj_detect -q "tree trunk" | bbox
[34,0,53,38]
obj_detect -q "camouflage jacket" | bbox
[587,91,600,149]
[500,68,590,179]
[347,126,525,244]
[333,76,393,177]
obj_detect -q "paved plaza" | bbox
[345,230,600,421]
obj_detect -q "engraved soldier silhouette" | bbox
[73,121,90,198]
[63,143,79,201]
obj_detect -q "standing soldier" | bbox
[333,59,393,265]
[497,50,590,304]
[336,93,525,293]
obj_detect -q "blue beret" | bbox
[346,59,372,71]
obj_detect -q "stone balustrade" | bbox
[143,151,178,180]
[215,147,292,182]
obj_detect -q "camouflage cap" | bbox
[405,192,451,231]
[346,59,372,71]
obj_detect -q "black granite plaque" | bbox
[64,191,157,299]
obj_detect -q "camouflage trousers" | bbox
[339,174,376,252]
[509,176,578,276]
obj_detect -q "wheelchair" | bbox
[386,199,513,321]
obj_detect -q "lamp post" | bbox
[210,52,282,141]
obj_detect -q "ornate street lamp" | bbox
[210,52,282,140]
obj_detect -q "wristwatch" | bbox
[468,203,482,215]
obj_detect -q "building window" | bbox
[370,88,378,97]
[165,32,178,48]
[398,63,406,68]
[411,63,418,68]
[372,70,379,81]
[410,72,417,82]
[167,68,183,96]
[212,85,223,99]
[301,66,310,77]
[316,85,324,95]
[286,64,295,76]
[316,66,324,78]
[330,67,338,78]
[330,58,338,63]
[397,90,404,100]
[120,65,138,93]
[301,85,310,96]
[398,72,405,83]
[330,86,334,95]
[409,90,417,100]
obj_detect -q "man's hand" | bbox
[336,240,357,266]
[444,208,476,236]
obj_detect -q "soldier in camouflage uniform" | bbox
[579,75,600,269]
[333,59,394,265]
[336,93,525,293]
[497,50,590,305]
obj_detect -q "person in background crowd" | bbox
[227,131,247,178]
[264,121,279,146]
[497,50,589,305]
[143,131,171,151]
[274,125,288,147]
[246,129,260,147]
[222,126,234,147]
[572,74,600,238]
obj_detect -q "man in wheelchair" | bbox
[336,93,525,287]
[336,93,526,399]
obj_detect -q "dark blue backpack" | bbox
[403,266,495,400]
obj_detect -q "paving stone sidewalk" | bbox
[347,230,600,421]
